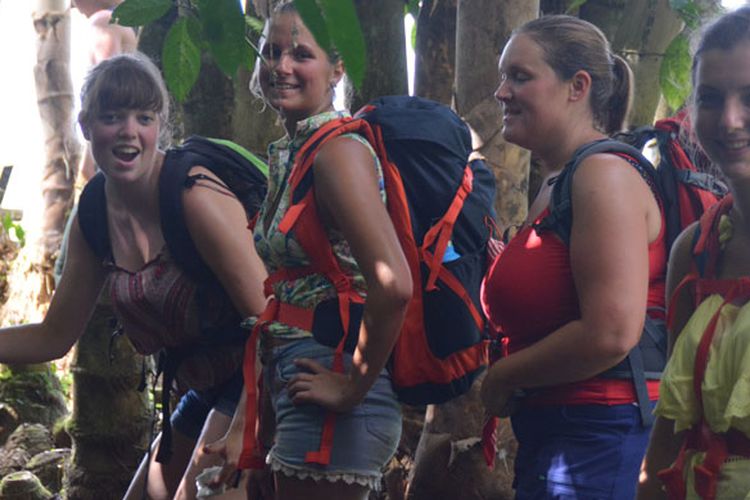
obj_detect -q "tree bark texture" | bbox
[351,0,408,111]
[455,0,538,231]
[63,301,150,500]
[407,374,516,500]
[232,0,285,155]
[32,0,81,264]
[414,0,457,105]
[580,0,683,127]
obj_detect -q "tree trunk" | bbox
[414,0,457,105]
[454,0,538,231]
[351,0,407,110]
[407,374,516,500]
[32,0,80,277]
[63,300,150,500]
[231,0,284,155]
[580,0,683,127]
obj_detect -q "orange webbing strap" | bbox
[277,128,370,465]
[658,278,750,498]
[421,166,475,291]
[239,303,277,469]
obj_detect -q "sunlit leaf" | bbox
[111,0,172,27]
[246,14,264,34]
[565,0,588,13]
[163,17,202,102]
[197,0,246,76]
[318,0,366,90]
[294,0,332,53]
[660,33,692,112]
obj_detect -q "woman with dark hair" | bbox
[639,7,750,499]
[480,15,667,499]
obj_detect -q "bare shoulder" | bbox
[314,135,375,173]
[668,222,699,284]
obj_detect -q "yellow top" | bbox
[655,214,750,498]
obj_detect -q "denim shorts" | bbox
[170,369,244,440]
[263,337,401,490]
[511,402,655,500]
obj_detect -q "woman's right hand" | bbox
[203,435,274,499]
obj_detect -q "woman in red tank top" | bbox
[480,15,666,499]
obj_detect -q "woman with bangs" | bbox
[0,52,267,500]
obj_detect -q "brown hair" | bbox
[79,52,171,147]
[692,6,750,85]
[516,15,633,135]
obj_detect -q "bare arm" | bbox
[482,155,658,413]
[182,166,268,318]
[288,136,412,411]
[88,10,137,65]
[637,225,697,499]
[0,214,106,362]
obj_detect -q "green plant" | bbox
[661,0,724,111]
[112,0,367,102]
[2,213,25,248]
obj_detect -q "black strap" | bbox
[154,350,180,463]
[627,347,654,426]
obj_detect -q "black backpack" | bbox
[534,135,724,426]
[78,135,268,461]
[239,96,497,468]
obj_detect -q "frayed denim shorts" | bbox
[262,337,402,490]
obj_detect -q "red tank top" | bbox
[483,206,667,405]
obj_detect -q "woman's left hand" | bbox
[286,358,362,413]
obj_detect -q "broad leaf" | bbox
[197,0,246,77]
[318,0,367,90]
[293,0,332,53]
[660,33,692,112]
[111,0,172,27]
[162,17,202,102]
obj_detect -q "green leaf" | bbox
[245,14,265,35]
[669,0,690,10]
[566,0,588,13]
[162,17,202,102]
[411,22,417,51]
[405,0,420,18]
[294,0,333,54]
[318,0,367,91]
[197,0,246,77]
[660,33,692,112]
[111,0,173,27]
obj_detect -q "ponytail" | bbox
[605,54,634,135]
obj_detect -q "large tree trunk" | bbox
[232,0,284,155]
[63,300,150,500]
[407,3,539,497]
[32,0,80,285]
[351,0,407,110]
[414,0,457,105]
[455,0,537,231]
[580,0,683,127]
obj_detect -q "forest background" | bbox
[0,0,743,498]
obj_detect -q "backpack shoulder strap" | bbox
[77,172,111,260]
[535,139,655,246]
[159,136,268,284]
